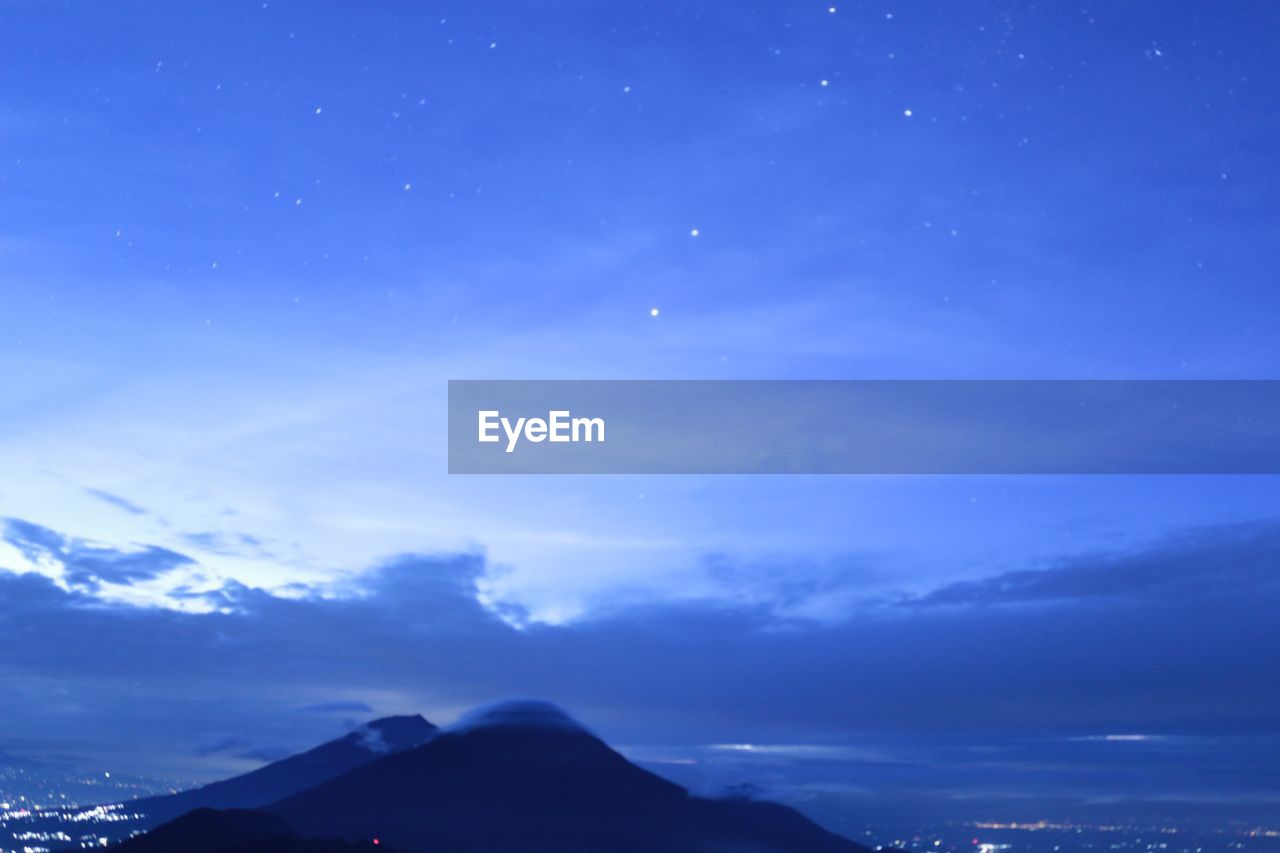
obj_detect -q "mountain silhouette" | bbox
[113,808,389,852]
[125,715,437,827]
[256,700,869,853]
[15,716,435,847]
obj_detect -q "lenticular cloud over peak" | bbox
[448,699,592,735]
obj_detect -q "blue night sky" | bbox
[2,0,1280,830]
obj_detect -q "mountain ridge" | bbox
[127,714,437,823]
[95,702,869,853]
[262,701,868,853]
[18,715,436,850]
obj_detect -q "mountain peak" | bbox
[78,712,439,844]
[353,714,438,752]
[446,700,591,735]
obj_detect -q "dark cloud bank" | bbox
[1,516,1279,824]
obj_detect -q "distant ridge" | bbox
[128,715,437,824]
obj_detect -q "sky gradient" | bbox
[2,0,1280,831]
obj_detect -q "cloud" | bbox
[699,552,882,622]
[84,489,150,517]
[195,736,253,757]
[913,519,1280,608]
[195,736,291,762]
[1,517,194,590]
[294,701,376,715]
[353,726,391,753]
[180,530,277,560]
[0,514,1277,809]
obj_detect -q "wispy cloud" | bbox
[293,701,376,715]
[910,519,1280,608]
[1,517,193,591]
[84,489,149,517]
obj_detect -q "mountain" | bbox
[113,808,389,852]
[125,715,437,826]
[9,716,437,849]
[259,701,870,853]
